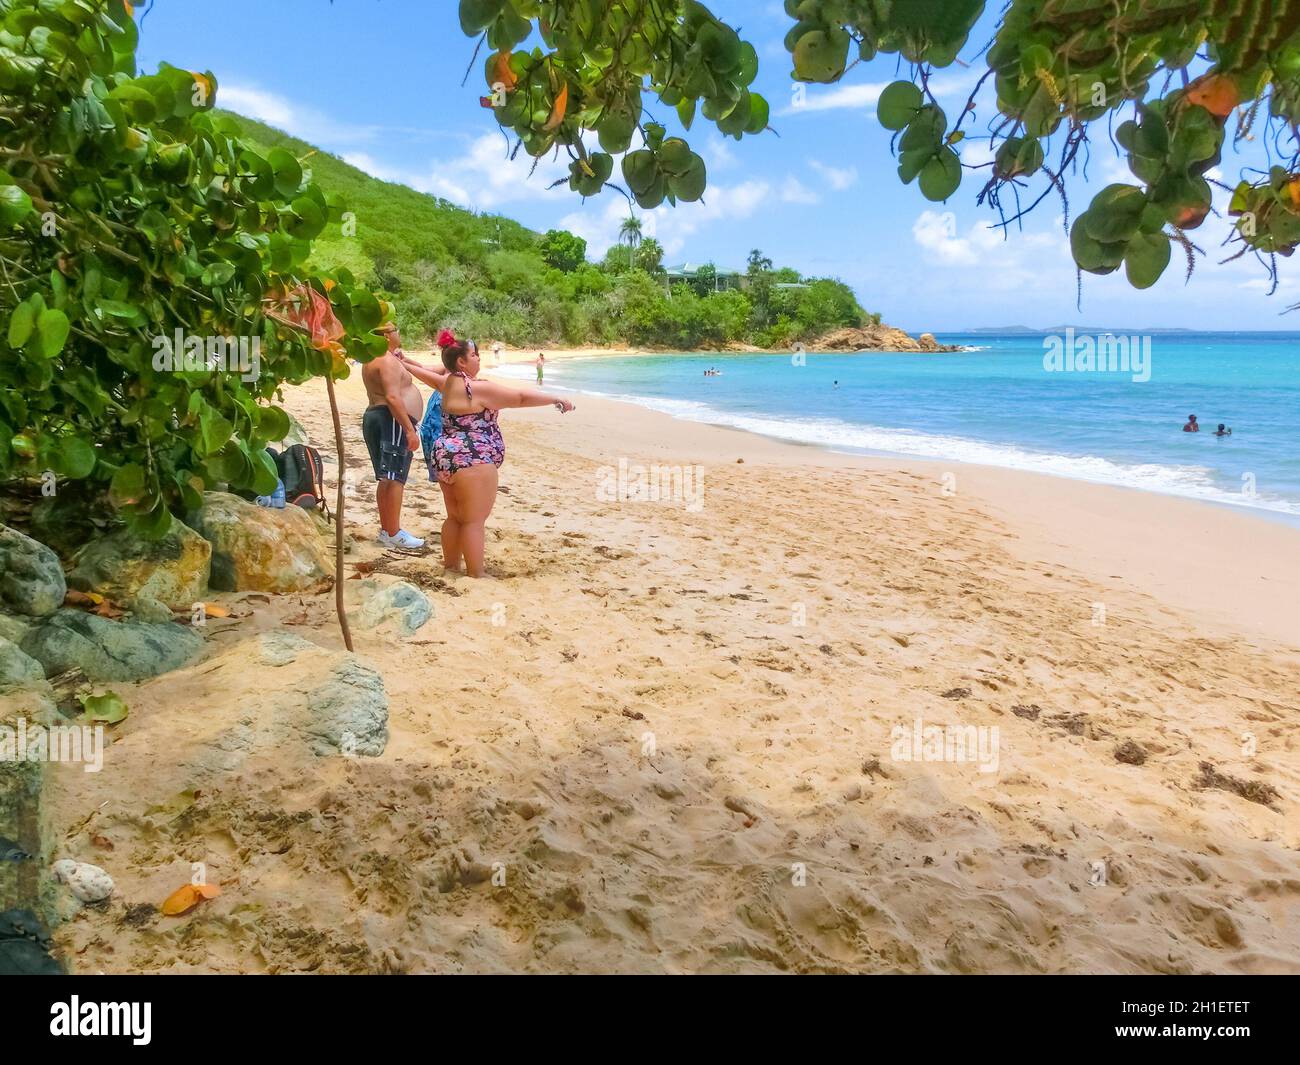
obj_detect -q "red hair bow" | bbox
[437,328,456,349]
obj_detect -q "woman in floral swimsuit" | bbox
[434,330,575,577]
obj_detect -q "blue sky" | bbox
[133,0,1297,331]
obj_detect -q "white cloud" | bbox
[221,84,562,212]
[1237,276,1297,292]
[701,133,740,172]
[1097,155,1134,187]
[343,133,579,212]
[341,151,404,183]
[929,66,989,102]
[428,134,574,210]
[810,159,858,190]
[220,84,384,147]
[778,65,986,118]
[912,209,1070,292]
[959,139,997,169]
[780,176,819,204]
[913,210,982,266]
[779,82,887,116]
[560,179,775,260]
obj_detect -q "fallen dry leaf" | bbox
[64,589,103,608]
[161,882,222,916]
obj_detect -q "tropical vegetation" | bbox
[233,113,872,350]
[461,0,1300,295]
[0,0,392,538]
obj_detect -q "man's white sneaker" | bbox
[377,529,426,551]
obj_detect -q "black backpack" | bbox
[268,444,329,519]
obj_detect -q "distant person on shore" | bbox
[1214,423,1232,437]
[436,331,574,577]
[360,322,429,551]
[833,380,839,389]
[491,341,503,365]
[1183,414,1199,433]
[536,352,545,385]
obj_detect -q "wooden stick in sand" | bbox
[324,373,353,652]
[264,282,355,653]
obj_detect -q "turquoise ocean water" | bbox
[497,333,1300,521]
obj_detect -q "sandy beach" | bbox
[42,366,1300,974]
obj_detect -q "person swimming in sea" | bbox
[1183,414,1199,432]
[1214,423,1232,437]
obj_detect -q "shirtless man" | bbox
[361,323,431,550]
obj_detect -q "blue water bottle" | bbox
[257,477,287,509]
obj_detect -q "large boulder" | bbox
[0,637,44,690]
[187,492,332,594]
[0,526,65,618]
[19,609,203,682]
[67,513,211,610]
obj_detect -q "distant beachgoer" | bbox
[833,380,839,389]
[436,330,574,577]
[1214,423,1232,437]
[1183,414,1199,433]
[536,353,545,385]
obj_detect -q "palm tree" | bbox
[619,215,643,269]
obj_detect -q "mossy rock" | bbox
[67,512,211,610]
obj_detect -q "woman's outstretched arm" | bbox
[472,379,575,412]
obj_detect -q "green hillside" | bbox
[225,112,873,349]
